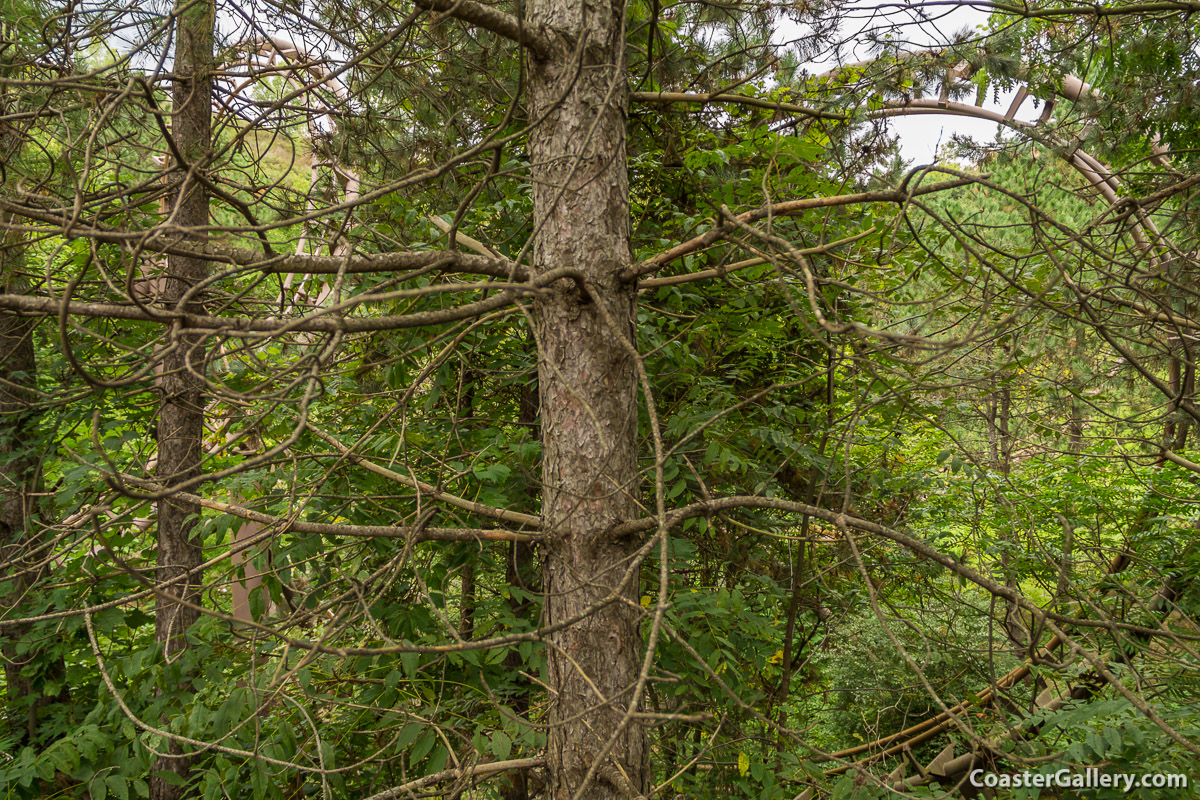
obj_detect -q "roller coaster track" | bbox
[226,36,1194,795]
[799,552,1184,798]
[783,51,1193,799]
[793,49,1174,248]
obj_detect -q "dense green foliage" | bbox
[1,0,1199,798]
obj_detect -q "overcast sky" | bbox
[785,2,1034,163]
[117,0,1039,166]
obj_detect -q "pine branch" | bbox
[414,0,550,58]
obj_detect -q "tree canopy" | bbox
[1,0,1199,798]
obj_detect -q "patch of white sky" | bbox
[773,1,1040,163]
[107,0,347,132]
[109,0,1048,156]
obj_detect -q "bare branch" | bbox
[624,175,979,280]
[309,424,541,528]
[361,756,545,800]
[637,229,875,289]
[413,0,551,58]
[631,90,845,121]
[118,481,537,542]
[0,266,582,334]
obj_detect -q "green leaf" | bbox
[108,775,131,800]
[832,775,856,800]
[491,730,512,761]
[396,723,423,750]
[409,730,437,767]
[472,462,512,483]
[153,770,188,787]
[426,746,449,775]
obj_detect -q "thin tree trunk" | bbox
[998,384,1012,473]
[526,1,647,795]
[497,374,541,800]
[459,563,476,640]
[1174,359,1194,452]
[993,345,1024,650]
[1163,355,1180,452]
[985,397,999,467]
[151,0,213,795]
[1068,400,1084,455]
[774,344,835,723]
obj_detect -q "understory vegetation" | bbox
[1,0,1200,797]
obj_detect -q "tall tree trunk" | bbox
[994,350,1026,651]
[0,235,67,743]
[151,0,213,795]
[0,300,40,743]
[526,2,647,796]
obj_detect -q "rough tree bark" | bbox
[526,0,648,796]
[0,287,40,743]
[0,234,67,744]
[150,0,213,795]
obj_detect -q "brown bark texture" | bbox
[150,0,213,795]
[0,251,62,744]
[526,1,647,797]
[0,317,36,742]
